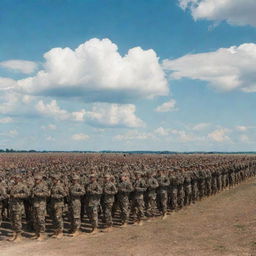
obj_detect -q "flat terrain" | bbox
[1,178,256,256]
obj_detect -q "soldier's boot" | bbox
[56,230,64,239]
[8,232,18,242]
[162,213,167,220]
[36,233,46,241]
[104,226,112,232]
[91,227,99,234]
[71,231,80,237]
[12,232,23,242]
[120,221,127,228]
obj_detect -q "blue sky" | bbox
[0,0,256,151]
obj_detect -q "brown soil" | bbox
[1,178,256,256]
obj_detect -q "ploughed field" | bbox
[0,153,256,256]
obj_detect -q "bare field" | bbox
[1,177,256,256]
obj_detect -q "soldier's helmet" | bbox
[104,173,111,178]
[51,173,60,180]
[71,174,80,180]
[34,174,43,180]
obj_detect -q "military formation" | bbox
[0,153,256,242]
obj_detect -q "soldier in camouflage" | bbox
[31,174,50,240]
[102,173,117,232]
[68,174,85,237]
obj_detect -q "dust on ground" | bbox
[1,178,256,256]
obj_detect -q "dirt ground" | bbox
[1,178,256,256]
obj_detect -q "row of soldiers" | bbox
[0,155,255,242]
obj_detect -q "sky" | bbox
[0,0,256,152]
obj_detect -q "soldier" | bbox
[177,172,185,209]
[145,171,158,218]
[117,173,133,227]
[86,173,102,234]
[68,174,85,237]
[183,171,192,206]
[169,171,178,211]
[157,170,170,219]
[198,169,206,199]
[102,174,117,232]
[205,169,212,197]
[9,175,30,242]
[0,178,8,229]
[191,170,199,204]
[50,173,67,238]
[31,174,50,240]
[131,171,147,225]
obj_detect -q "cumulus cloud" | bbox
[155,99,177,112]
[236,125,248,132]
[46,136,55,141]
[0,117,13,124]
[0,60,37,74]
[0,77,17,90]
[179,0,256,27]
[115,130,154,141]
[36,100,144,128]
[72,133,89,141]
[17,38,168,102]
[240,134,250,143]
[163,43,256,92]
[192,123,210,131]
[154,127,170,136]
[41,124,57,130]
[36,100,78,121]
[86,103,144,128]
[208,128,231,142]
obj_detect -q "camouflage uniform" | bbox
[145,174,159,217]
[117,174,133,225]
[50,174,67,237]
[157,172,170,216]
[191,171,199,203]
[68,174,85,234]
[184,172,192,206]
[177,173,185,208]
[9,176,29,240]
[169,173,178,211]
[86,174,102,232]
[131,172,147,223]
[0,182,8,226]
[102,174,117,228]
[31,174,50,238]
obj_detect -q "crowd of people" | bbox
[0,153,255,242]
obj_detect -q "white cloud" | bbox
[240,134,250,143]
[0,117,13,124]
[154,127,170,136]
[0,92,19,114]
[192,122,210,131]
[72,133,89,141]
[36,100,144,128]
[46,136,55,141]
[0,60,37,74]
[236,125,248,132]
[115,130,154,141]
[171,129,197,142]
[41,124,57,130]
[86,103,144,128]
[163,43,256,92]
[208,128,231,142]
[36,100,73,121]
[17,38,168,102]
[155,99,177,112]
[0,77,17,91]
[179,0,256,27]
